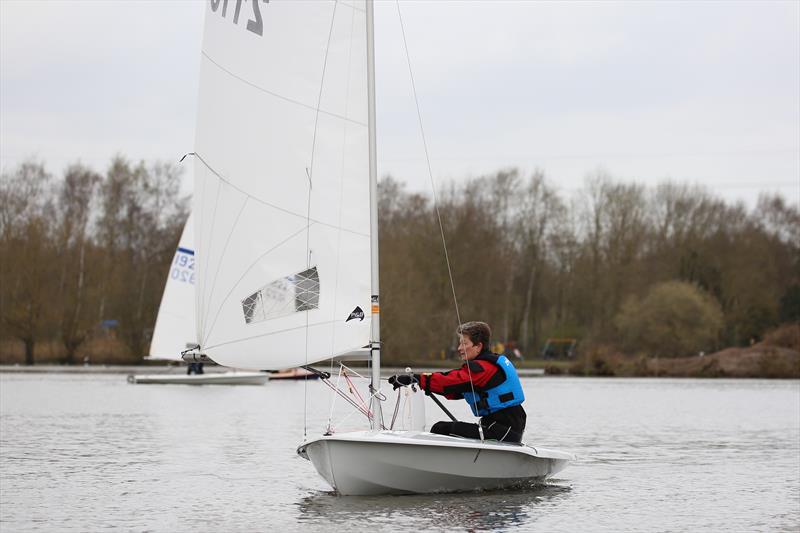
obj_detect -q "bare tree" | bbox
[0,161,55,364]
[54,164,102,363]
[517,170,561,352]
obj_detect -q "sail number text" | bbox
[210,0,268,37]
[171,251,195,285]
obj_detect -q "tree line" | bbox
[1,159,797,365]
[377,170,799,362]
[0,158,188,364]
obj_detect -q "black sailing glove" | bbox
[388,374,418,390]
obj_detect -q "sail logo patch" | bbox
[346,306,365,322]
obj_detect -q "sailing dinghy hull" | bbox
[297,430,574,495]
[127,372,269,385]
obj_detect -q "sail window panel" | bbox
[294,267,321,311]
[242,267,320,324]
[241,292,265,324]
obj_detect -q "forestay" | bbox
[148,213,197,361]
[193,0,372,370]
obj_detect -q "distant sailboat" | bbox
[128,213,268,385]
[187,0,573,493]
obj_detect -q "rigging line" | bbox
[200,196,249,347]
[395,0,461,330]
[201,51,368,129]
[319,377,372,421]
[323,364,382,428]
[327,364,345,432]
[304,0,340,439]
[200,224,309,347]
[364,387,387,429]
[338,362,369,379]
[324,367,374,419]
[193,152,370,239]
[344,372,372,416]
[396,1,481,431]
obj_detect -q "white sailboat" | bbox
[129,213,268,385]
[188,0,573,494]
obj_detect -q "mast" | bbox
[366,0,383,429]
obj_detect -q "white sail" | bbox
[148,213,197,361]
[193,0,371,370]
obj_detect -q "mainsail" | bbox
[148,213,197,361]
[193,0,372,370]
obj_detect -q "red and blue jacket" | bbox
[418,350,525,416]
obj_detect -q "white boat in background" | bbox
[127,371,268,385]
[269,368,319,380]
[129,213,268,386]
[188,0,573,494]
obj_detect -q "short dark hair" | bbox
[457,321,491,351]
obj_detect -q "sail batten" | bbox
[194,0,371,370]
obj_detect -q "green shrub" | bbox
[615,281,724,357]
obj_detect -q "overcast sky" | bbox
[1,0,798,207]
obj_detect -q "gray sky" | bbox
[1,0,798,207]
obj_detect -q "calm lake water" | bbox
[1,372,798,532]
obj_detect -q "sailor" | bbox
[388,321,527,443]
[186,362,204,375]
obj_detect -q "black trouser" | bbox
[430,405,526,443]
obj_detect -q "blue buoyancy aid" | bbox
[462,354,525,416]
